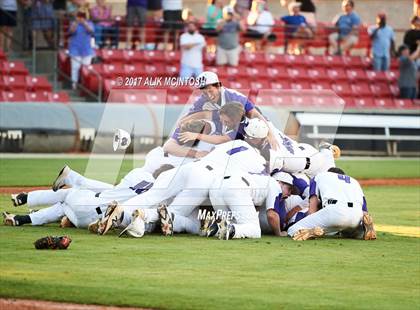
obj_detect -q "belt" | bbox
[304,157,310,170]
[327,199,353,208]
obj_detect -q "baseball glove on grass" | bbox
[34,235,72,250]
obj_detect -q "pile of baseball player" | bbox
[3,71,377,241]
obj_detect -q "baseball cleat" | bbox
[97,201,124,235]
[293,227,325,241]
[88,219,100,234]
[200,214,213,237]
[319,142,341,159]
[119,209,146,238]
[218,219,235,240]
[11,192,28,207]
[3,212,17,226]
[60,216,75,228]
[206,216,220,238]
[52,165,71,191]
[362,213,377,240]
[158,204,173,236]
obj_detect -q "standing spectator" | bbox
[0,0,17,52]
[246,0,276,51]
[403,16,420,54]
[126,0,147,50]
[281,0,317,26]
[216,6,244,67]
[281,2,313,54]
[179,21,206,79]
[398,44,420,99]
[328,0,361,55]
[90,0,118,49]
[162,0,183,50]
[147,0,162,21]
[31,0,56,48]
[67,0,89,19]
[368,13,395,72]
[68,11,94,89]
[201,0,224,35]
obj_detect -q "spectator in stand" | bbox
[31,0,56,48]
[398,43,420,99]
[281,0,317,26]
[368,13,395,72]
[162,0,183,50]
[216,6,244,66]
[68,11,95,89]
[90,0,118,49]
[234,0,251,18]
[328,0,361,55]
[147,0,162,21]
[281,2,313,54]
[67,0,89,19]
[201,0,224,36]
[180,21,206,79]
[0,0,18,52]
[126,0,147,50]
[403,16,420,54]
[246,0,276,51]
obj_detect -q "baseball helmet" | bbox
[244,118,269,139]
[196,71,220,89]
[272,171,293,185]
[113,128,131,151]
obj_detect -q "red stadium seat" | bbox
[243,52,266,65]
[311,81,331,91]
[346,69,368,81]
[0,49,5,61]
[390,85,399,97]
[307,67,328,81]
[25,91,50,102]
[80,64,103,93]
[327,68,347,81]
[102,64,126,78]
[165,64,179,77]
[265,53,287,65]
[287,68,309,80]
[204,52,216,66]
[351,82,373,97]
[1,90,26,102]
[27,76,52,91]
[99,49,125,64]
[2,76,27,90]
[354,97,375,108]
[254,90,289,106]
[385,71,398,82]
[49,91,70,103]
[165,51,181,64]
[323,55,345,68]
[246,65,267,78]
[225,80,250,90]
[226,66,246,78]
[270,80,291,90]
[250,80,270,93]
[205,66,227,79]
[366,70,388,83]
[167,92,190,104]
[303,55,327,68]
[123,90,167,104]
[267,67,288,80]
[123,50,143,63]
[370,82,393,98]
[331,82,352,96]
[58,50,71,76]
[144,63,167,76]
[291,81,310,90]
[1,61,29,76]
[394,99,414,109]
[343,55,365,69]
[374,98,394,109]
[124,63,146,77]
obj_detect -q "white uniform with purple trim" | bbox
[268,123,336,177]
[119,140,267,227]
[287,172,367,237]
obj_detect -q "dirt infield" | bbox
[0,178,419,195]
[0,299,151,310]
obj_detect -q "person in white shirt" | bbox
[179,21,206,79]
[246,0,276,51]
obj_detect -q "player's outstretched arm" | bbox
[178,111,213,127]
[179,132,231,145]
[163,138,208,159]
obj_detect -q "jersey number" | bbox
[337,174,351,184]
[130,181,153,195]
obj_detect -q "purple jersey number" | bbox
[130,180,153,195]
[337,174,351,184]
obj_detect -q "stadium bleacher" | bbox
[0,50,69,103]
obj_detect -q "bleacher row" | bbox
[0,50,69,103]
[57,49,419,110]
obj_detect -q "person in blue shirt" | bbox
[281,2,313,54]
[68,11,95,89]
[328,0,361,55]
[368,13,395,71]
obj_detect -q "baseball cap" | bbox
[272,171,293,185]
[288,2,301,11]
[196,71,220,89]
[224,6,234,15]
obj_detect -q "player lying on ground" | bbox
[287,167,377,241]
[4,165,174,229]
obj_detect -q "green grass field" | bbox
[0,158,419,309]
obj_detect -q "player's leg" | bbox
[53,165,114,192]
[287,205,363,237]
[142,147,166,174]
[26,188,72,207]
[173,208,201,235]
[4,203,64,226]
